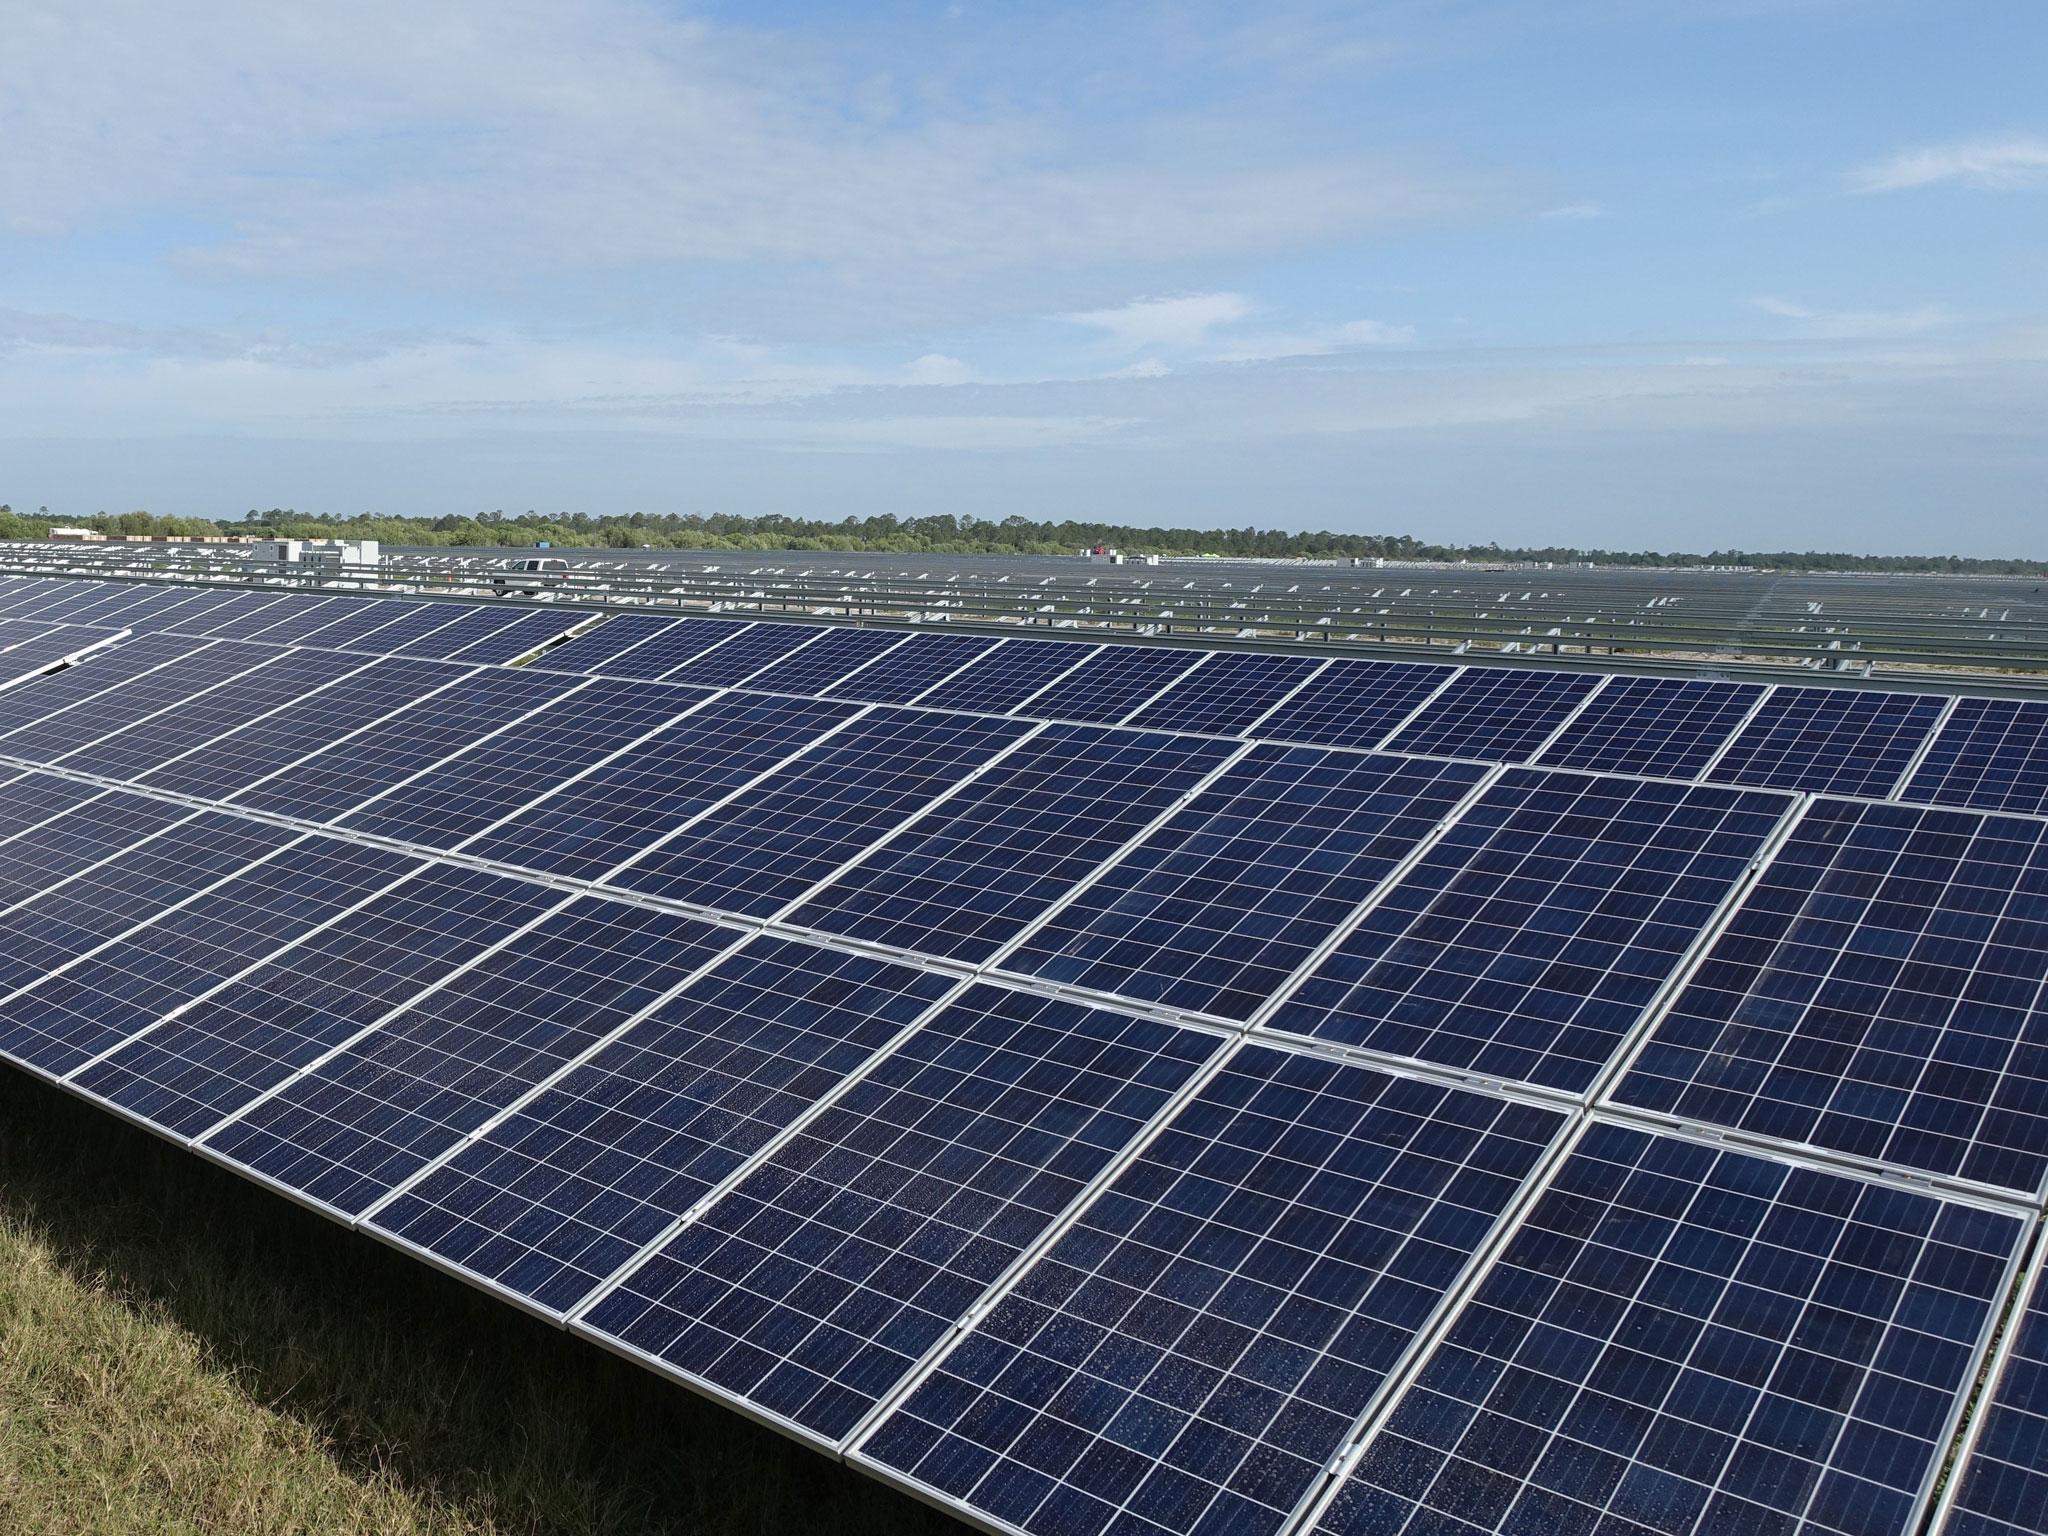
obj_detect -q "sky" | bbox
[1,0,2043,553]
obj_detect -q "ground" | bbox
[0,1070,965,1536]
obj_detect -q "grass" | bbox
[0,1069,967,1536]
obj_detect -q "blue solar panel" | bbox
[229,666,586,823]
[1018,645,1210,725]
[860,1047,1567,1536]
[221,594,367,644]
[0,637,268,753]
[1901,697,2048,816]
[529,613,693,674]
[0,770,104,842]
[337,677,712,848]
[1123,651,1327,737]
[577,983,1225,1444]
[202,896,740,1217]
[329,602,478,656]
[1938,1262,2048,1536]
[0,838,421,1078]
[367,937,958,1315]
[1313,1123,2021,1536]
[1610,797,2048,1196]
[441,608,584,665]
[0,791,194,910]
[463,692,857,882]
[1247,659,1457,750]
[1384,668,1603,763]
[604,706,1034,916]
[384,606,532,659]
[656,622,827,686]
[556,617,757,679]
[786,725,1240,964]
[55,648,372,782]
[73,865,564,1139]
[913,639,1101,716]
[276,598,420,651]
[134,656,472,802]
[1004,748,1489,1021]
[1706,686,1948,799]
[0,625,123,684]
[740,628,912,696]
[1266,771,1792,1094]
[822,632,1004,704]
[1534,676,1766,780]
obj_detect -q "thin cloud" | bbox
[1061,293,1252,350]
[1850,134,2048,193]
[1538,201,1606,220]
[1751,297,1956,339]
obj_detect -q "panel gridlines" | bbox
[531,612,693,674]
[1706,688,1948,800]
[913,639,1101,716]
[1003,747,1488,1022]
[656,622,825,686]
[1249,659,1457,751]
[1903,697,2048,816]
[369,936,961,1315]
[578,983,1225,1444]
[1938,1259,2048,1536]
[1313,1122,2023,1536]
[0,640,277,761]
[822,631,1004,704]
[739,626,910,696]
[1610,797,2048,1197]
[1123,651,1326,738]
[558,617,757,679]
[1018,646,1209,726]
[1383,668,1603,763]
[1266,771,1792,1095]
[1534,676,1766,780]
[861,1046,1569,1536]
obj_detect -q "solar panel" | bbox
[1936,1259,2048,1536]
[576,983,1225,1443]
[72,864,566,1139]
[655,621,828,686]
[1383,668,1604,763]
[440,608,584,665]
[1900,697,2048,816]
[603,707,1035,916]
[1706,686,1949,799]
[1247,659,1457,750]
[223,594,371,644]
[529,613,693,674]
[274,597,425,651]
[1123,651,1327,737]
[785,725,1241,964]
[912,638,1102,715]
[858,1047,1568,1536]
[230,666,587,823]
[1265,771,1792,1094]
[1309,1122,2022,1536]
[384,605,535,659]
[1609,797,2048,1196]
[1017,645,1210,725]
[201,896,741,1217]
[821,632,1005,704]
[0,624,124,686]
[0,770,104,843]
[1534,676,1766,780]
[336,677,713,848]
[324,601,476,657]
[0,637,270,753]
[366,936,958,1315]
[462,692,858,883]
[0,790,196,910]
[740,628,912,697]
[0,837,421,1079]
[552,617,757,679]
[1002,747,1489,1022]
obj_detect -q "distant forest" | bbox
[0,504,2038,575]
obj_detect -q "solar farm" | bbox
[1,565,2046,1536]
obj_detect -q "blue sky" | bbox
[2,0,2043,552]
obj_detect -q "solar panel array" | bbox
[0,569,2044,1536]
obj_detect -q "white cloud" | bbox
[1108,359,1172,379]
[1062,293,1253,350]
[1208,318,1416,362]
[1849,134,2048,193]
[1751,297,1955,340]
[1538,201,1605,220]
[901,353,974,386]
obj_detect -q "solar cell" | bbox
[1017,645,1210,725]
[1609,797,2048,1196]
[73,865,564,1139]
[576,983,1225,1443]
[1122,651,1327,737]
[0,624,125,686]
[134,656,473,801]
[230,666,587,823]
[1265,771,1792,1094]
[0,770,104,842]
[655,621,827,686]
[1311,1123,2022,1536]
[463,692,858,882]
[785,725,1242,964]
[861,1047,1567,1536]
[440,608,585,665]
[1003,747,1489,1021]
[0,636,266,751]
[821,632,1004,704]
[1900,697,2048,816]
[1534,676,1767,780]
[1936,1260,2048,1536]
[367,937,958,1315]
[556,617,757,679]
[326,601,475,656]
[1246,658,1457,750]
[202,897,739,1216]
[336,677,712,847]
[222,594,369,644]
[383,605,532,659]
[604,706,1035,916]
[740,627,911,696]
[1383,668,1604,763]
[912,639,1101,716]
[529,613,692,674]
[0,838,421,1078]
[1706,687,1948,799]
[271,597,423,651]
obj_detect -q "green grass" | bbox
[0,1070,967,1536]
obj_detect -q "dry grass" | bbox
[0,1070,963,1536]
